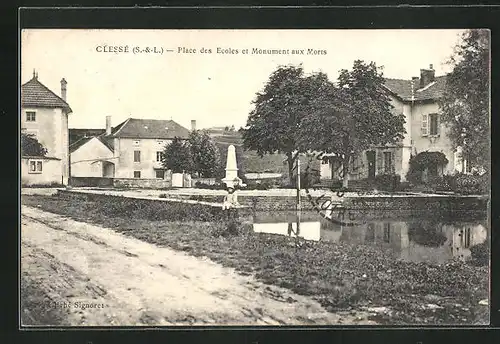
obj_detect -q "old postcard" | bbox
[20,29,490,327]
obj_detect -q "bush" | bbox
[374,174,401,192]
[406,151,449,184]
[300,169,320,189]
[453,173,488,195]
[433,175,454,192]
[470,242,489,266]
[397,181,411,192]
[194,181,226,190]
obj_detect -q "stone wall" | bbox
[70,177,114,187]
[113,178,172,189]
[161,193,313,211]
[343,195,488,216]
[161,192,488,215]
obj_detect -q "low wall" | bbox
[56,189,253,220]
[159,193,316,211]
[342,195,488,216]
[113,178,172,189]
[70,177,114,187]
[158,192,488,215]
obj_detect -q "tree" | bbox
[21,133,48,156]
[161,137,192,173]
[302,60,406,188]
[188,130,222,178]
[241,65,332,185]
[439,29,490,172]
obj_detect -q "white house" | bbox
[319,65,470,182]
[70,116,193,185]
[21,71,72,186]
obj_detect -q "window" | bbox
[28,159,43,173]
[155,170,165,179]
[133,150,141,162]
[26,111,36,122]
[133,140,141,146]
[365,223,375,242]
[383,223,391,243]
[422,113,439,137]
[383,152,393,174]
[133,171,141,178]
[429,113,439,136]
[461,227,471,248]
[421,114,428,136]
[156,151,163,162]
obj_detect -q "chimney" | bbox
[191,120,197,131]
[60,78,67,101]
[106,116,112,135]
[419,64,435,89]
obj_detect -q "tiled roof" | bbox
[110,118,190,139]
[97,135,114,151]
[383,75,447,102]
[69,135,115,154]
[21,76,72,112]
[69,137,93,153]
[22,155,61,160]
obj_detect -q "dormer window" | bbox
[26,111,36,122]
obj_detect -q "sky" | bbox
[21,29,465,130]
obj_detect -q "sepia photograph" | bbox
[20,28,490,327]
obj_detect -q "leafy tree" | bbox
[302,60,406,188]
[161,137,192,173]
[21,133,48,156]
[188,130,222,178]
[439,29,490,172]
[241,65,333,185]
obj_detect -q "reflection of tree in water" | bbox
[408,221,447,247]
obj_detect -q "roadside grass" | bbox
[20,274,69,326]
[22,194,489,325]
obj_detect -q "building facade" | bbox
[21,72,72,186]
[70,117,192,183]
[320,65,466,183]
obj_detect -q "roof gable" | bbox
[70,136,113,154]
[383,75,447,102]
[21,77,72,112]
[110,118,190,139]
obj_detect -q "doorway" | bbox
[366,150,376,179]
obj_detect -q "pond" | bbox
[252,211,489,265]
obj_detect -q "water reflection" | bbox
[252,211,488,264]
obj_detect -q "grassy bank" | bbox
[22,194,489,325]
[21,274,69,326]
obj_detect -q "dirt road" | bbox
[21,205,377,326]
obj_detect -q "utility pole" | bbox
[296,158,301,236]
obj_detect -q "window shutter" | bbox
[421,114,428,136]
[436,114,440,136]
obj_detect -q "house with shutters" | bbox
[320,64,467,183]
[69,116,193,186]
[21,71,72,186]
